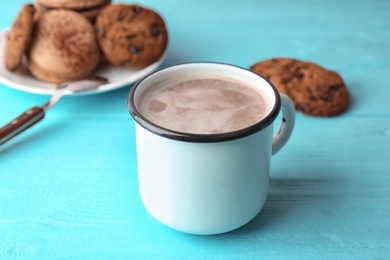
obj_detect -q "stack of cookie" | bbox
[5,1,348,116]
[4,1,168,84]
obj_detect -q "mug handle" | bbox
[272,94,296,155]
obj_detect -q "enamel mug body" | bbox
[128,62,295,235]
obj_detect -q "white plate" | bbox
[0,29,167,95]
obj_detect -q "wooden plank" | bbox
[0,0,389,258]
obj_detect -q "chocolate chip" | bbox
[283,77,291,84]
[151,25,160,36]
[126,34,137,40]
[129,45,140,54]
[294,71,304,79]
[322,96,334,103]
[326,84,343,92]
[296,104,307,113]
[134,6,143,13]
[307,88,318,101]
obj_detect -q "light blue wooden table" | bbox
[1,0,389,259]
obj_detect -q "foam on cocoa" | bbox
[137,73,270,134]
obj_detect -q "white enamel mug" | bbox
[128,62,295,235]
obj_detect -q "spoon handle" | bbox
[0,106,45,145]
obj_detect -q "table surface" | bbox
[1,0,389,259]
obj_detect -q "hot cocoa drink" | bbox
[136,73,270,134]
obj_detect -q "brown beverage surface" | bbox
[137,73,269,134]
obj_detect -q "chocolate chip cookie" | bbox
[5,4,35,71]
[250,58,350,116]
[95,4,168,68]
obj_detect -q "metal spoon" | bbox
[0,76,108,145]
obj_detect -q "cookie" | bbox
[250,58,350,116]
[36,0,111,10]
[35,0,112,22]
[95,3,168,68]
[27,9,100,83]
[4,4,35,71]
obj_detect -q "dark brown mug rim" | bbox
[128,62,281,143]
